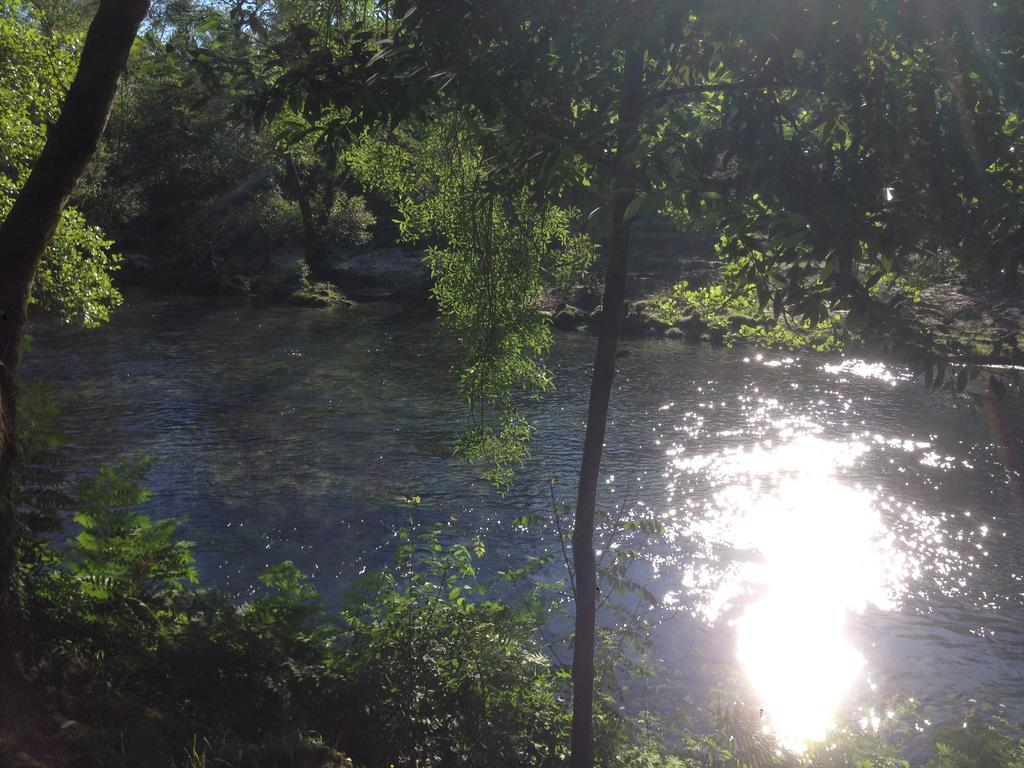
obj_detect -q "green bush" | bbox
[20,460,579,766]
[13,424,1023,767]
[661,281,844,352]
[336,527,570,767]
[928,716,1024,768]
[325,192,376,248]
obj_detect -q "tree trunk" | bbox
[837,242,856,292]
[570,47,644,768]
[0,0,151,643]
[0,336,16,645]
[1005,248,1022,297]
[284,154,330,282]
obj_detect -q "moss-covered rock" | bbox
[572,283,603,312]
[552,305,588,330]
[647,317,672,335]
[677,315,707,340]
[727,313,766,330]
[620,304,647,336]
[620,299,672,336]
[288,281,354,308]
[327,247,431,301]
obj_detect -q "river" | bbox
[24,288,1024,748]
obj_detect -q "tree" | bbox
[671,0,1024,382]
[376,3,824,762]
[84,0,383,286]
[197,1,1024,763]
[369,6,690,766]
[72,2,288,283]
[348,113,595,487]
[0,2,123,325]
[0,0,151,642]
[380,2,1024,763]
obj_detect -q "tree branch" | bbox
[648,79,778,104]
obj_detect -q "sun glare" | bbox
[733,472,892,747]
[673,434,904,748]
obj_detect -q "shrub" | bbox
[13,422,1023,767]
[20,463,575,766]
[336,527,571,767]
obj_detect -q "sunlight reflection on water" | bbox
[668,432,908,747]
[647,354,1021,748]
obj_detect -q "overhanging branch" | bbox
[648,79,780,104]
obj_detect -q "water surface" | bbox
[26,289,1024,746]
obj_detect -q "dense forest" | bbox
[1,1,1023,766]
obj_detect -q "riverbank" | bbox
[119,243,433,307]
[119,235,1024,381]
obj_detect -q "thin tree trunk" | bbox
[0,0,151,644]
[1005,248,1022,297]
[838,242,856,292]
[0,333,16,645]
[284,153,329,282]
[570,47,644,768]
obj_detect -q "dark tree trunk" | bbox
[0,337,16,645]
[0,0,151,644]
[1005,249,1022,297]
[284,154,331,282]
[837,243,856,292]
[570,47,644,768]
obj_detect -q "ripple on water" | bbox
[24,294,1024,747]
